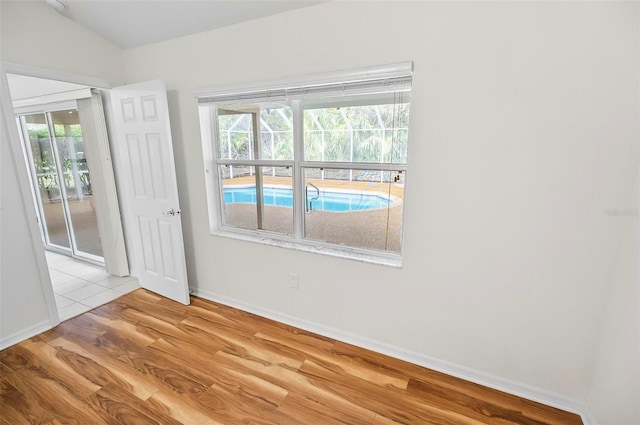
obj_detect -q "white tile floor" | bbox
[46,251,140,322]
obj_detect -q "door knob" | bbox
[163,208,181,216]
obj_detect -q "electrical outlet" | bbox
[289,272,299,289]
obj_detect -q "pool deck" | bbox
[221,176,404,253]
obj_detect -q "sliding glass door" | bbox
[19,106,103,263]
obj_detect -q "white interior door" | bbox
[110,80,190,305]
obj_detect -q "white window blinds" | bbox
[196,62,413,105]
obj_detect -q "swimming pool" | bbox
[223,186,391,212]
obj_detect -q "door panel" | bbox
[50,109,103,258]
[110,80,190,305]
[147,135,167,200]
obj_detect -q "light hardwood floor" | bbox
[0,289,583,425]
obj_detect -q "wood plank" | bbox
[276,390,377,425]
[148,337,290,408]
[298,358,479,425]
[521,398,583,425]
[257,331,409,389]
[35,313,108,344]
[86,312,157,346]
[214,350,382,424]
[182,316,304,370]
[0,378,37,425]
[405,367,527,414]
[88,383,183,425]
[95,330,213,396]
[49,336,160,400]
[0,289,583,425]
[145,387,225,425]
[4,365,107,424]
[195,383,288,424]
[0,345,37,371]
[19,339,101,399]
[406,377,545,425]
[92,290,187,326]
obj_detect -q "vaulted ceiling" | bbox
[46,0,324,49]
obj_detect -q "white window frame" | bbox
[197,63,413,267]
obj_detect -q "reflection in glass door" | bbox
[19,107,104,263]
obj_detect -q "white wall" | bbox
[0,1,125,82]
[0,70,53,347]
[587,171,639,424]
[123,0,639,410]
[0,1,126,347]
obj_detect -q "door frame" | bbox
[1,61,124,328]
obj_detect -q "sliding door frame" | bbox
[18,108,72,255]
[17,102,105,265]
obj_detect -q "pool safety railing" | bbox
[305,183,319,212]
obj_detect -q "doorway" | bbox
[18,106,103,264]
[5,70,190,313]
[6,71,136,321]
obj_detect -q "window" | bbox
[198,63,412,265]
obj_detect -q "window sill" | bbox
[210,228,403,268]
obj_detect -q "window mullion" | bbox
[250,112,264,230]
[292,99,304,239]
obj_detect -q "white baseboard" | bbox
[580,408,597,425]
[192,288,589,422]
[0,320,52,350]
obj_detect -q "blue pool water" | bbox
[223,186,391,212]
